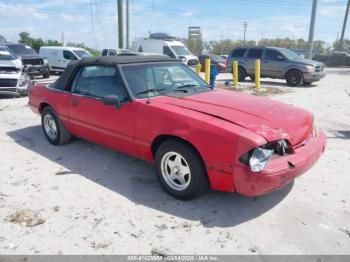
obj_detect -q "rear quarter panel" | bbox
[29,85,70,128]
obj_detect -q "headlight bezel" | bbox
[239,139,291,173]
[305,65,315,73]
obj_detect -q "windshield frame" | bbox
[118,62,210,100]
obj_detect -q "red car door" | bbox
[68,65,138,157]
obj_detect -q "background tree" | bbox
[0,34,7,45]
[17,32,98,55]
[333,39,350,52]
[66,42,100,56]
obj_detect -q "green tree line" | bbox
[186,37,350,55]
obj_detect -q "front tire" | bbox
[41,107,71,145]
[155,139,209,200]
[43,71,50,79]
[285,70,303,87]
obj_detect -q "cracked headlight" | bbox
[249,147,274,172]
[240,140,290,173]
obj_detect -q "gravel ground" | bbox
[0,68,349,255]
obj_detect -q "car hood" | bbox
[163,90,313,145]
[294,58,323,66]
[18,54,43,59]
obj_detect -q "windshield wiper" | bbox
[135,88,166,95]
[176,84,199,89]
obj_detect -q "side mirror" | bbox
[102,95,121,109]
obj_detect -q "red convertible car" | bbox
[28,56,326,200]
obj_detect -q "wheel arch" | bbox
[38,102,51,114]
[151,134,205,166]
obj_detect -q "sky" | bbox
[0,0,349,50]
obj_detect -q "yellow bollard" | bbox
[204,58,211,85]
[255,59,261,89]
[233,61,238,87]
[195,63,202,75]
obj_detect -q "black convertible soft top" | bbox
[51,55,177,90]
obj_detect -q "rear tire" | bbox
[238,67,247,81]
[285,70,303,87]
[155,139,209,200]
[41,107,71,145]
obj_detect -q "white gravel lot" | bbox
[0,68,349,255]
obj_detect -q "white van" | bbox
[131,34,199,66]
[39,46,92,73]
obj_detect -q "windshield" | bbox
[171,46,191,56]
[7,44,37,55]
[74,50,92,58]
[279,48,301,61]
[0,47,17,60]
[121,63,209,99]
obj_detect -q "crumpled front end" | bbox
[233,130,326,196]
[0,66,30,96]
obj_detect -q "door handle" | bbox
[71,99,79,106]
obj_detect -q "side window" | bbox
[101,49,108,56]
[231,48,246,58]
[247,49,263,59]
[109,49,117,56]
[63,50,77,60]
[265,49,285,60]
[163,46,176,58]
[73,66,128,101]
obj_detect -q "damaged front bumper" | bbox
[233,131,326,196]
[0,72,30,96]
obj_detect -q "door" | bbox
[262,49,287,78]
[68,65,138,157]
[245,48,263,75]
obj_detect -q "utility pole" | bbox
[126,0,130,49]
[339,0,350,51]
[307,0,318,59]
[117,0,123,49]
[243,22,248,43]
[61,31,65,46]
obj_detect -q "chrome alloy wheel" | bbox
[160,151,191,191]
[43,114,57,139]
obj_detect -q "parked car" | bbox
[5,43,50,79]
[28,55,326,200]
[39,46,92,74]
[0,45,30,96]
[313,51,350,67]
[131,33,199,66]
[226,47,325,86]
[198,54,226,73]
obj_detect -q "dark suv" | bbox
[5,43,50,78]
[226,47,325,86]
